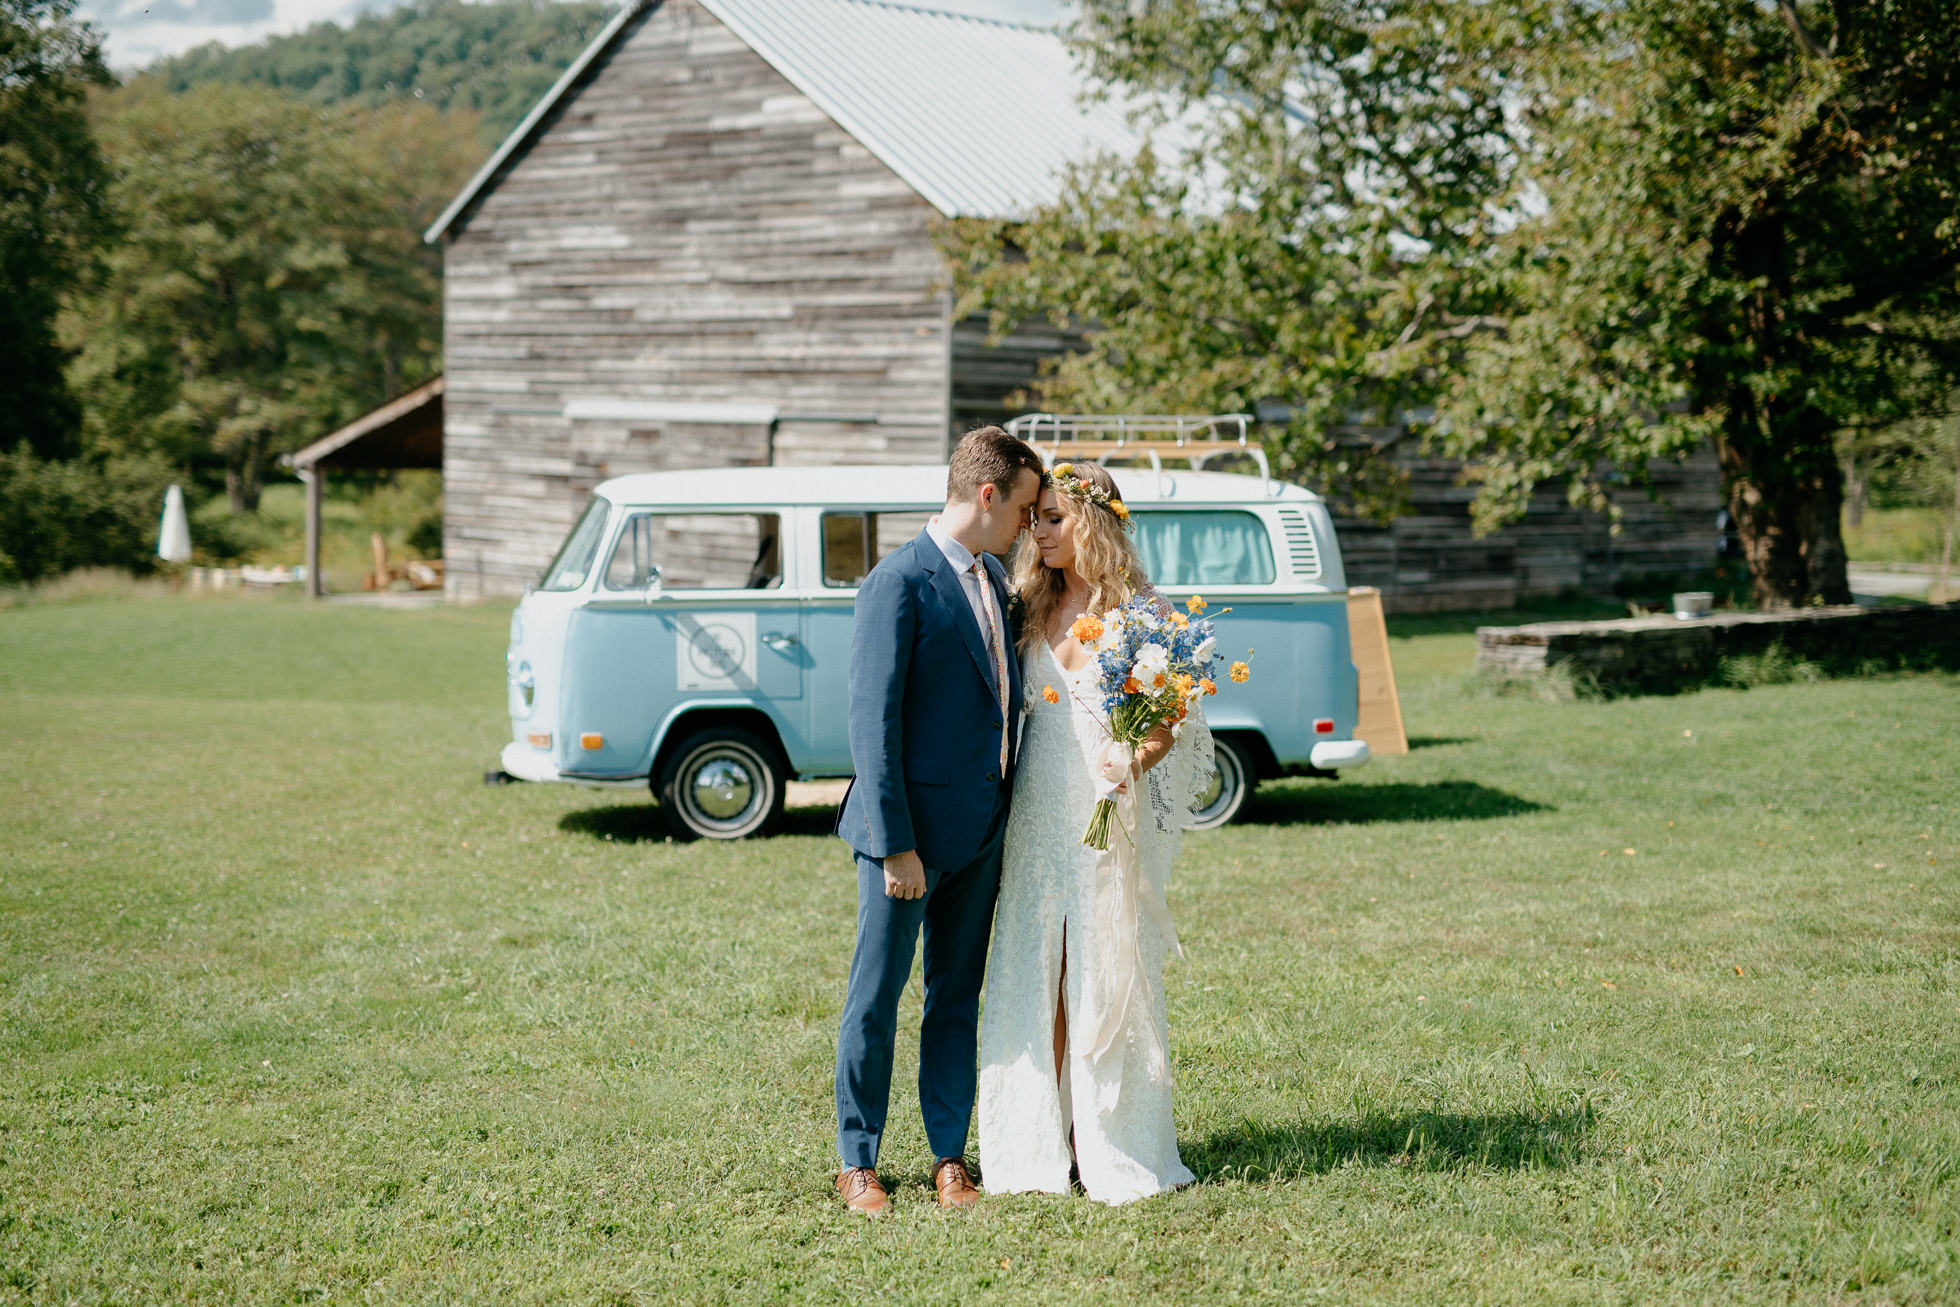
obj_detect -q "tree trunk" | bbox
[1715,411,1852,609]
[224,430,265,514]
[1702,201,1853,610]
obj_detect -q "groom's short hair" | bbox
[947,425,1043,504]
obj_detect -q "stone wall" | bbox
[1476,603,1960,696]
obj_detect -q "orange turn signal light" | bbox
[526,731,551,749]
[579,733,604,750]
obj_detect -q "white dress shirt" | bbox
[925,517,997,637]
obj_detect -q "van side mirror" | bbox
[642,566,663,603]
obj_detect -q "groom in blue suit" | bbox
[834,426,1045,1215]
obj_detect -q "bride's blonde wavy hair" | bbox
[1012,461,1149,652]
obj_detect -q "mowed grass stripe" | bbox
[1,598,1955,1303]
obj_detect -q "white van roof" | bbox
[593,464,1324,508]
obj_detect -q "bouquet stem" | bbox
[1082,797,1114,850]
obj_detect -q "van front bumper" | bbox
[501,741,563,783]
[1309,739,1370,770]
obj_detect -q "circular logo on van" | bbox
[687,621,747,680]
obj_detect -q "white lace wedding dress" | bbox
[977,636,1208,1204]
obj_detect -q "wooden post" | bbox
[370,532,391,592]
[303,467,323,599]
[1346,585,1408,755]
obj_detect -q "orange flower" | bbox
[1186,595,1206,613]
[1070,614,1104,644]
[1200,677,1217,696]
[1229,661,1250,683]
[1169,612,1190,630]
[1122,676,1140,694]
[1174,672,1194,695]
[1041,684,1060,705]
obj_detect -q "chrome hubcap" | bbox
[691,758,755,819]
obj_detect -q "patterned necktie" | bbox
[970,558,1011,773]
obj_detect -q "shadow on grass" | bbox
[1406,734,1474,750]
[558,780,1543,842]
[1187,1105,1593,1179]
[557,802,838,843]
[1243,779,1546,826]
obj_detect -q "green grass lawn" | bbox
[2,596,1955,1303]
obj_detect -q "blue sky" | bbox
[79,0,1072,72]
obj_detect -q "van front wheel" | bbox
[1185,734,1254,830]
[656,728,786,840]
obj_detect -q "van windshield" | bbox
[537,498,610,591]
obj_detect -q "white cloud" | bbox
[80,0,1072,73]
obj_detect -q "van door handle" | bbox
[761,632,800,649]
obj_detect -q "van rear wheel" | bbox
[1185,734,1253,830]
[656,727,786,840]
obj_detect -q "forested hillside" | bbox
[140,0,614,146]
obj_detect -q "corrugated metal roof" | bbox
[702,0,1147,221]
[426,0,1151,242]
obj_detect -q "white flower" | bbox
[1193,635,1216,664]
[1095,620,1124,653]
[1131,643,1169,684]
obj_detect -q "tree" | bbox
[0,0,112,461]
[943,0,1516,518]
[946,1,1960,607]
[62,83,481,512]
[142,0,613,148]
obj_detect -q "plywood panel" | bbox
[1346,586,1408,756]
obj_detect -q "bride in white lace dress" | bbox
[978,462,1209,1205]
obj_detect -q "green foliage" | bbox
[0,446,171,584]
[0,0,113,461]
[1427,1,1960,611]
[945,0,1516,521]
[2,600,1956,1299]
[139,0,613,147]
[948,1,1960,607]
[1718,643,1828,690]
[60,82,481,514]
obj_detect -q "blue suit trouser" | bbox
[835,793,1009,1169]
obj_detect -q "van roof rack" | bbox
[1005,413,1274,495]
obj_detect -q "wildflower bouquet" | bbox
[1068,593,1251,849]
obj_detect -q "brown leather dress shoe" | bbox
[932,1156,980,1209]
[836,1166,890,1216]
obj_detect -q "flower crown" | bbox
[1049,462,1131,523]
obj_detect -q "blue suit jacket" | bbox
[836,530,1023,871]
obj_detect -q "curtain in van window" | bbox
[1131,511,1275,588]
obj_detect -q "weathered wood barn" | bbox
[425,0,1132,598]
[425,0,1719,607]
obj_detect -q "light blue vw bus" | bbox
[500,429,1368,840]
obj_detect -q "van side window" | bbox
[821,511,934,586]
[602,513,783,591]
[1131,510,1278,587]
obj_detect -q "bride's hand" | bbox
[1100,747,1139,793]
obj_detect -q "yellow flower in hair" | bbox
[1111,500,1129,521]
[1052,462,1074,478]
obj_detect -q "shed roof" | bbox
[425,0,1153,242]
[286,377,444,471]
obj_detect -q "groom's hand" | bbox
[883,850,926,901]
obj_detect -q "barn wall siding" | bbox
[1331,440,1725,613]
[441,0,953,597]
